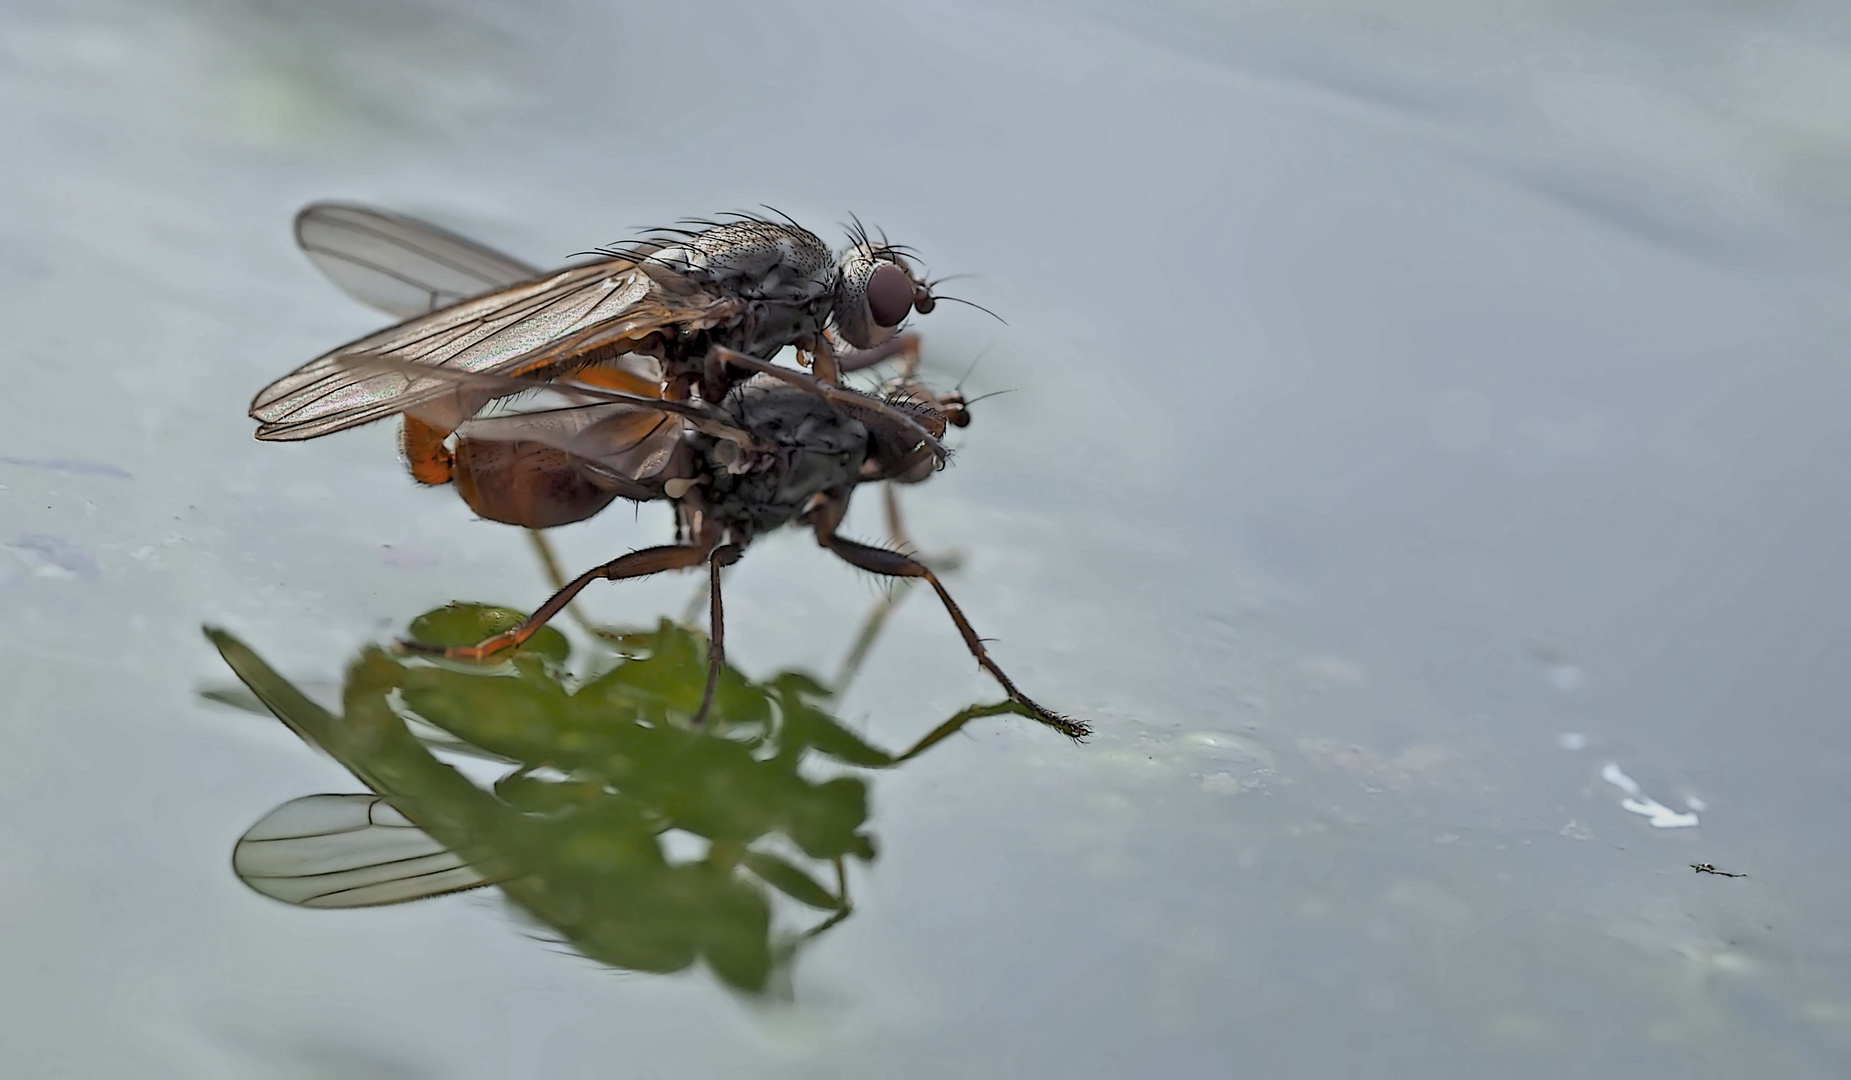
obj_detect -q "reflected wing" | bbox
[234,793,493,908]
[296,203,542,318]
[252,262,743,442]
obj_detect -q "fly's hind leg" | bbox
[832,485,961,692]
[402,543,712,661]
[810,498,1087,739]
[526,529,630,643]
[692,544,743,727]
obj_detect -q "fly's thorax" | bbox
[651,221,835,302]
[700,383,869,535]
[650,220,838,357]
[862,394,947,484]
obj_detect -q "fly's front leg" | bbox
[810,499,1088,739]
[692,544,744,727]
[808,334,842,384]
[401,543,712,661]
[707,347,947,463]
[835,332,920,376]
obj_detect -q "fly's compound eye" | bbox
[867,263,914,328]
[834,244,923,350]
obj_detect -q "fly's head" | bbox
[831,236,934,350]
[878,375,969,431]
[935,389,970,429]
[865,377,961,485]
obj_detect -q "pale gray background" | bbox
[4,0,1850,1075]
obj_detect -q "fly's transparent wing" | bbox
[250,259,741,441]
[330,354,762,450]
[234,793,492,908]
[296,203,541,318]
[459,400,686,481]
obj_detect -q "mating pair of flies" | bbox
[250,203,1084,739]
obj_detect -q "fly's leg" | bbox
[402,543,712,661]
[705,347,946,463]
[834,332,920,376]
[525,530,625,642]
[832,581,907,693]
[832,485,962,693]
[692,544,743,727]
[526,530,572,592]
[401,415,455,486]
[810,499,1087,739]
[881,484,963,572]
[808,336,842,384]
[883,484,913,554]
[889,701,1042,763]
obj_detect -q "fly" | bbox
[341,346,1084,740]
[251,202,948,495]
[243,203,1070,735]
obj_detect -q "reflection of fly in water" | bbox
[245,203,1077,737]
[206,609,1033,994]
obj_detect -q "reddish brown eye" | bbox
[867,263,914,327]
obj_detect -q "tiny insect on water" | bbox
[248,204,1083,739]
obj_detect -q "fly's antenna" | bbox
[952,348,991,393]
[931,293,1007,325]
[922,273,985,295]
[960,388,1015,408]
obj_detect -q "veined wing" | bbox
[460,401,687,484]
[341,354,763,451]
[234,793,494,908]
[251,260,741,441]
[296,203,542,318]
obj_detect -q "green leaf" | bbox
[740,851,841,910]
[405,603,569,664]
[204,627,342,750]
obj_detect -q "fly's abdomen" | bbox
[453,439,621,529]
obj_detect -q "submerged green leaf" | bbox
[209,602,1058,996]
[740,851,842,911]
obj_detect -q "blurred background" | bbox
[5,0,1851,1074]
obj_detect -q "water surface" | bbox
[5,0,1851,1074]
